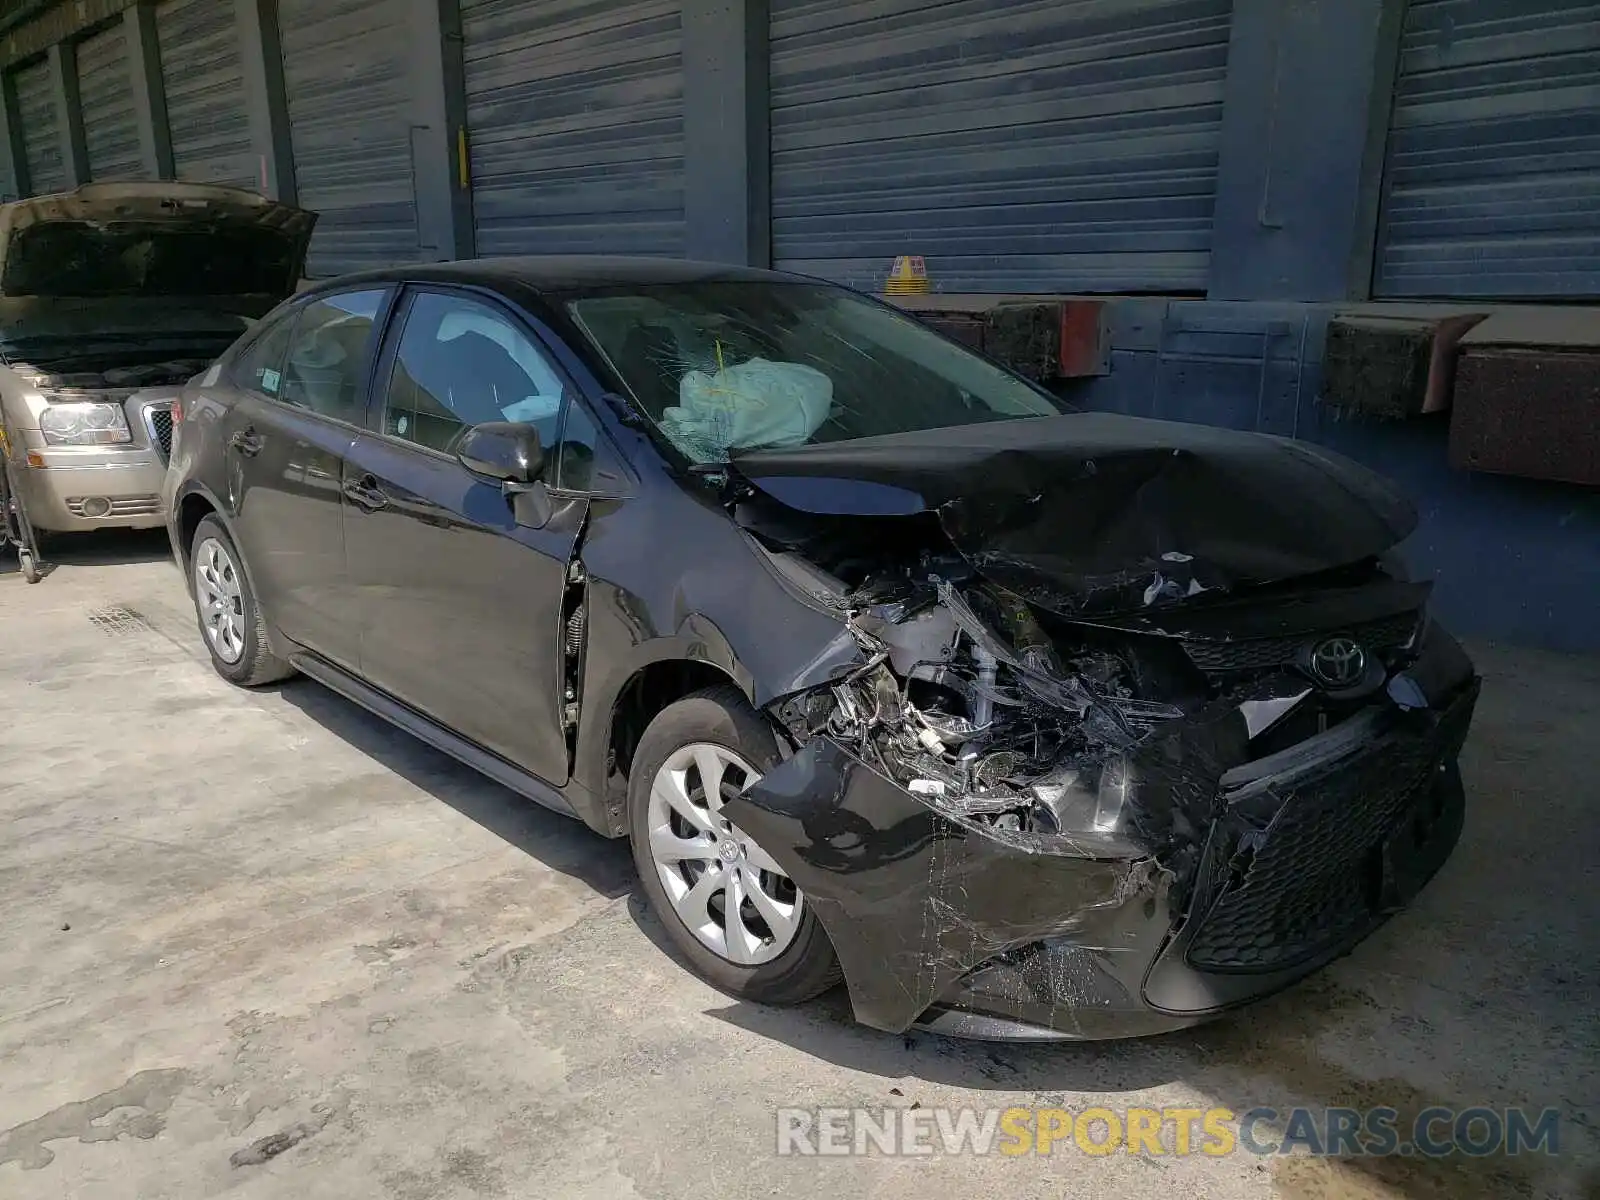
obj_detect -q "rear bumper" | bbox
[727,626,1479,1041]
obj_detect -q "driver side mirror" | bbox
[457,421,544,484]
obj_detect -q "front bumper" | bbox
[727,625,1479,1040]
[5,392,176,532]
[10,449,170,531]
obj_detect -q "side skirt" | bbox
[289,651,577,819]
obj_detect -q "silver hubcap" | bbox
[647,743,803,965]
[193,536,246,664]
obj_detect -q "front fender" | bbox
[722,738,1165,1035]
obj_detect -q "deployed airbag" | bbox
[661,357,832,462]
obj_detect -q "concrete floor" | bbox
[1,531,1595,1200]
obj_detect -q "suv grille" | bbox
[1181,611,1421,681]
[145,404,174,461]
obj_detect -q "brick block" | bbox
[1449,348,1600,486]
[1322,313,1484,419]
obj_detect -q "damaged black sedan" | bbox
[164,259,1479,1040]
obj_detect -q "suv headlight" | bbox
[40,401,132,446]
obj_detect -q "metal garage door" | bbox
[462,0,685,256]
[13,58,67,195]
[158,0,256,188]
[770,0,1234,293]
[77,23,146,181]
[278,0,417,276]
[1374,0,1600,299]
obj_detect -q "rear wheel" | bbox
[189,515,293,687]
[628,686,841,1003]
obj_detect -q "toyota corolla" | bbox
[162,259,1478,1040]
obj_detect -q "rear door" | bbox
[221,287,391,667]
[341,286,588,784]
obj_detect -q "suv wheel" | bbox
[628,685,841,1003]
[189,515,292,687]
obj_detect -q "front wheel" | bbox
[628,686,841,1004]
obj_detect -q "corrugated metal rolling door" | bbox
[1375,0,1600,299]
[157,0,256,188]
[462,0,685,256]
[13,58,67,195]
[77,23,146,181]
[770,0,1235,294]
[278,0,417,276]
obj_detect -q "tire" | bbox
[628,685,841,1004]
[188,515,293,687]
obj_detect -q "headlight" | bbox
[1028,753,1132,836]
[39,401,132,446]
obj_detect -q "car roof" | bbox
[302,255,817,297]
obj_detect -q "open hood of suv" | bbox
[0,182,315,303]
[730,413,1418,617]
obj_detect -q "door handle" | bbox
[342,475,389,512]
[228,428,263,457]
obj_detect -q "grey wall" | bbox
[1207,0,1404,301]
[0,0,1594,651]
[1059,297,1600,653]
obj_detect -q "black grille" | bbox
[146,405,174,460]
[1181,611,1421,680]
[1185,738,1442,973]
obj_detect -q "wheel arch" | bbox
[174,483,294,663]
[174,485,224,565]
[578,642,758,837]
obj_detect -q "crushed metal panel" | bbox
[77,21,146,182]
[278,0,418,275]
[12,56,65,195]
[158,0,257,190]
[1374,0,1600,300]
[733,413,1417,618]
[461,0,686,256]
[769,0,1234,294]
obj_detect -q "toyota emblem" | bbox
[1308,637,1367,689]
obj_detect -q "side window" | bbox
[231,311,297,399]
[279,289,388,423]
[551,400,628,494]
[382,291,567,455]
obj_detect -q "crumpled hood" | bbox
[0,182,314,303]
[731,413,1418,616]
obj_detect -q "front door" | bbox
[341,288,582,784]
[222,288,389,667]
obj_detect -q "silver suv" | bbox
[0,182,312,536]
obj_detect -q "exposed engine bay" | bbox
[712,418,1480,1037]
[768,557,1188,852]
[9,356,214,393]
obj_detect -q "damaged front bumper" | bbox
[724,626,1479,1041]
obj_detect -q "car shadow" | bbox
[270,659,1592,1200]
[2,527,172,572]
[270,677,635,902]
